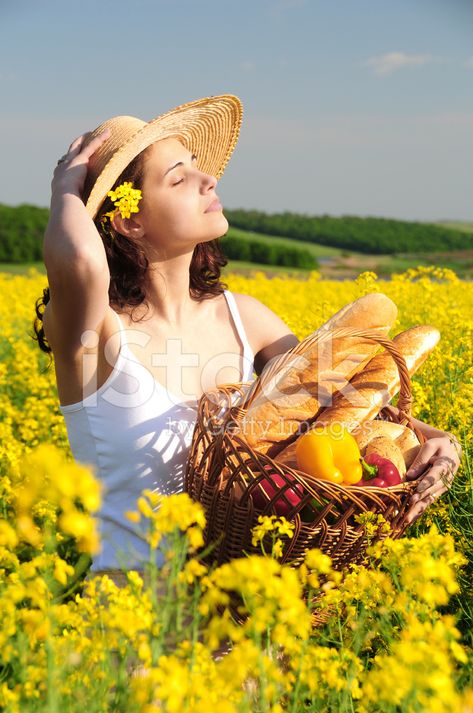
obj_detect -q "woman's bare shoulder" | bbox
[231,292,299,374]
[231,292,294,334]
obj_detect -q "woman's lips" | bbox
[205,198,223,213]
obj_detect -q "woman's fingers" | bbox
[410,465,452,503]
[406,440,439,480]
[68,134,88,153]
[406,478,447,524]
[55,137,87,167]
[405,459,455,524]
[51,127,111,198]
[403,433,462,525]
[57,128,111,169]
[78,127,111,161]
[405,495,433,524]
[415,456,455,494]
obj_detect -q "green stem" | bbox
[360,457,378,480]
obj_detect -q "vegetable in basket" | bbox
[352,424,420,476]
[252,464,304,516]
[299,496,338,525]
[354,452,402,488]
[295,424,363,484]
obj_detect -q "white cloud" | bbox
[365,52,434,76]
[465,57,473,68]
[239,60,255,72]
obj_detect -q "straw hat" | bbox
[81,94,243,220]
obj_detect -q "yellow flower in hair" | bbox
[100,211,115,225]
[102,181,143,222]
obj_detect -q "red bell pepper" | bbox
[354,453,402,488]
[252,464,304,516]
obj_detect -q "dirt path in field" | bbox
[224,249,473,281]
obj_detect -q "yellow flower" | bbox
[105,181,142,220]
[0,260,471,711]
[178,558,208,585]
[251,515,294,545]
[125,510,141,524]
[0,520,18,548]
[53,556,75,586]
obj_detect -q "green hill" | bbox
[436,221,473,233]
[225,209,473,255]
[225,227,344,259]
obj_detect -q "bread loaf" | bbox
[351,420,421,472]
[274,325,438,468]
[364,436,407,479]
[314,325,440,430]
[238,293,398,455]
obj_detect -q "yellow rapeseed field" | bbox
[0,265,472,712]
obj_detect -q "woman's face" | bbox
[135,137,228,253]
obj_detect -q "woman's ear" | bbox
[110,212,145,239]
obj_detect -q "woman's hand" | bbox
[44,127,112,268]
[404,433,462,524]
[50,127,111,201]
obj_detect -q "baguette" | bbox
[238,293,398,455]
[315,325,440,429]
[274,325,439,468]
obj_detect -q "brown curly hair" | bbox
[33,143,229,357]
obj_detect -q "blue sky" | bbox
[1,0,472,221]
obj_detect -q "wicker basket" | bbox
[185,326,427,576]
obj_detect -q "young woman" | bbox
[33,95,461,577]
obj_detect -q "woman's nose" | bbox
[200,171,217,193]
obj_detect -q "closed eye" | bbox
[166,153,198,184]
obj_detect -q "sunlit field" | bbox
[0,266,472,711]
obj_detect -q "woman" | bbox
[33,94,461,578]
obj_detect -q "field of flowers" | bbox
[0,265,472,712]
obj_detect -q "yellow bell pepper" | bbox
[295,423,362,485]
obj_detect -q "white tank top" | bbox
[59,290,255,571]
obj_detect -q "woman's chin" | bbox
[208,211,229,237]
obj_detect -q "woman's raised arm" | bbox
[42,130,112,356]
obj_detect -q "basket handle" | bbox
[236,326,414,426]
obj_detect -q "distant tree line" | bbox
[0,204,49,262]
[1,203,470,265]
[221,234,318,269]
[224,209,472,255]
[0,203,318,269]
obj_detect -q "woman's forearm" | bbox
[44,193,109,271]
[43,130,111,274]
[385,404,459,443]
